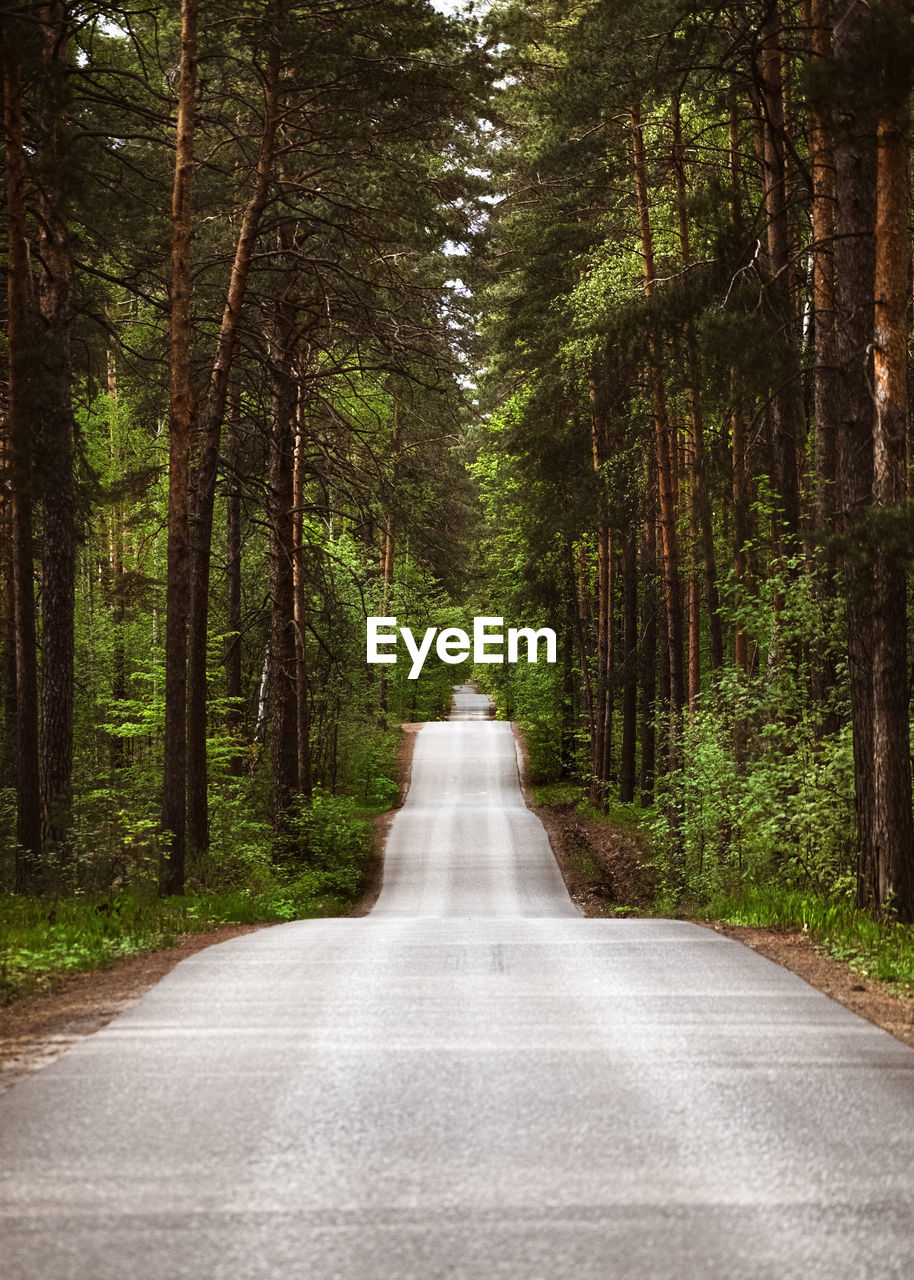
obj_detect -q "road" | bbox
[3,687,914,1278]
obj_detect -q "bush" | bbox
[284,789,370,899]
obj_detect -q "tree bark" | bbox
[293,394,313,798]
[37,1,76,854]
[630,99,686,723]
[620,527,638,803]
[670,94,723,691]
[160,0,198,896]
[4,28,42,884]
[640,455,658,808]
[378,392,401,715]
[268,234,299,832]
[805,0,842,734]
[869,0,914,918]
[832,0,878,913]
[758,11,803,541]
[224,391,246,778]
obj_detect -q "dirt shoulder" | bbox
[513,722,914,1051]
[1,722,421,1091]
[0,924,264,1094]
[348,721,422,917]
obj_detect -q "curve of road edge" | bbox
[2,686,914,1279]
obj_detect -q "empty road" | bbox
[3,687,914,1278]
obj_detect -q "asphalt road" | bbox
[3,687,914,1278]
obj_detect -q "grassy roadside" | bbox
[1,727,406,1007]
[0,888,334,1006]
[530,778,914,998]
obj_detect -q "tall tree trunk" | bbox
[869,0,914,919]
[4,29,42,885]
[630,99,686,725]
[378,393,401,715]
[832,0,878,913]
[620,527,638,804]
[293,395,313,798]
[731,386,753,674]
[670,94,723,691]
[568,543,595,750]
[2,502,18,787]
[37,1,76,855]
[107,341,127,773]
[806,0,842,734]
[806,0,839,532]
[640,455,658,807]
[186,42,282,859]
[160,0,198,896]
[268,244,299,832]
[759,11,802,541]
[224,393,246,778]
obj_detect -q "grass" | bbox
[0,884,347,1005]
[686,886,914,989]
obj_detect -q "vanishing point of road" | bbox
[3,687,914,1278]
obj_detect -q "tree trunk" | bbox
[224,393,246,778]
[37,1,76,856]
[630,99,686,724]
[759,12,802,542]
[620,527,638,803]
[670,94,723,691]
[2,504,18,787]
[160,0,198,896]
[869,0,914,919]
[832,0,878,913]
[4,29,42,885]
[640,458,658,807]
[268,248,299,832]
[588,375,613,805]
[293,395,313,798]
[186,41,281,859]
[378,393,401,715]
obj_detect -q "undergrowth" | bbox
[1,728,403,1005]
[686,887,914,989]
[532,775,914,994]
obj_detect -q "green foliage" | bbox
[0,888,332,1005]
[690,888,914,990]
[649,557,855,903]
[283,790,371,900]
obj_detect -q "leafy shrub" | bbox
[284,789,370,898]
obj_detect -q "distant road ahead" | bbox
[3,686,914,1278]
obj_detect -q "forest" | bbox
[3,0,914,995]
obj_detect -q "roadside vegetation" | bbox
[1,726,408,1004]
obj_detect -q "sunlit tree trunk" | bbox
[805,0,842,735]
[160,0,198,895]
[832,0,877,913]
[869,0,914,918]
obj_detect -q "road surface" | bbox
[2,687,914,1278]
